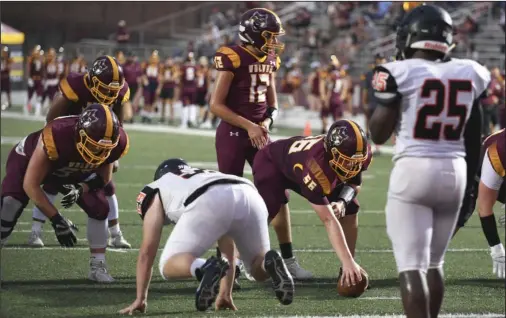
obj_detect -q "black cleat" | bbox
[195,256,230,311]
[264,250,294,305]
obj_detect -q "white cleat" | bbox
[239,261,256,281]
[108,232,131,249]
[88,259,114,283]
[284,256,313,280]
[27,231,44,248]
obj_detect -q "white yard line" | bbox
[252,315,505,318]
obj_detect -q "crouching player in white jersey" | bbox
[368,4,489,318]
[119,158,294,314]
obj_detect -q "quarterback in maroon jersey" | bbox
[1,104,129,282]
[253,119,371,284]
[28,56,131,250]
[210,8,312,280]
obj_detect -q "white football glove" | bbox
[330,201,346,219]
[490,243,505,279]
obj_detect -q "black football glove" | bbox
[50,213,78,247]
[61,184,84,209]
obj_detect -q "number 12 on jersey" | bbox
[249,74,270,103]
[414,79,472,141]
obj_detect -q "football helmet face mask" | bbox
[154,158,188,181]
[239,8,285,56]
[324,120,368,180]
[87,56,125,106]
[75,104,120,165]
[395,4,453,60]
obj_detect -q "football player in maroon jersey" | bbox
[28,56,131,250]
[1,104,129,282]
[1,46,13,110]
[210,8,312,280]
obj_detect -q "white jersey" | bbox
[373,58,490,160]
[136,166,254,224]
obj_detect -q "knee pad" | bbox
[1,196,26,239]
[106,194,119,221]
[87,218,108,249]
[104,182,116,196]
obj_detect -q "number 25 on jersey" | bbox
[414,79,472,141]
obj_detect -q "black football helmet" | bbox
[154,158,188,181]
[239,8,285,56]
[395,4,453,60]
[75,104,121,165]
[324,119,369,181]
[86,55,125,106]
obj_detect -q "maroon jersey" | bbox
[59,73,130,116]
[214,45,281,122]
[328,70,344,99]
[29,56,44,79]
[123,61,142,87]
[482,129,506,182]
[162,65,177,89]
[17,116,129,186]
[1,57,11,80]
[310,72,321,96]
[196,67,208,93]
[181,63,198,91]
[44,61,59,85]
[143,63,160,87]
[267,135,372,205]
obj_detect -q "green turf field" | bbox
[1,116,504,318]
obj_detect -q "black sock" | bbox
[480,215,501,247]
[279,242,293,259]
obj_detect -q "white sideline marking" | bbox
[2,244,488,253]
[0,111,396,154]
[263,315,505,318]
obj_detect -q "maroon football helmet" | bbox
[75,104,120,165]
[239,8,285,56]
[86,55,125,106]
[324,119,369,180]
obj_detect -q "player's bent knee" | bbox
[104,182,116,196]
[0,196,25,239]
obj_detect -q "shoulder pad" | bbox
[41,124,59,161]
[119,129,130,159]
[215,47,241,70]
[59,78,79,102]
[136,185,159,220]
[372,65,402,106]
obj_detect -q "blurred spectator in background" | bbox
[456,15,478,49]
[122,51,143,120]
[482,66,505,133]
[69,54,87,74]
[364,2,393,21]
[198,38,217,61]
[1,46,13,110]
[209,7,227,29]
[116,20,130,49]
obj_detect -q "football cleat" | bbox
[108,231,131,249]
[195,256,229,311]
[264,250,294,305]
[88,259,114,283]
[284,256,313,280]
[239,260,256,281]
[27,231,44,248]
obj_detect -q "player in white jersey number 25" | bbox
[119,158,294,314]
[368,4,489,318]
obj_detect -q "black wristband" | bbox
[50,213,63,224]
[337,185,356,206]
[85,175,106,191]
[266,107,279,129]
[480,214,501,247]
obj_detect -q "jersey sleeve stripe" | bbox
[122,88,131,104]
[487,143,506,177]
[346,119,364,153]
[119,130,130,159]
[59,79,79,102]
[276,56,281,70]
[107,56,120,82]
[217,47,241,68]
[101,104,114,140]
[308,158,331,195]
[42,125,59,160]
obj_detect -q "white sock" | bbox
[109,224,120,237]
[106,195,119,221]
[34,100,42,116]
[189,105,198,124]
[31,221,44,234]
[181,107,189,126]
[87,218,108,249]
[90,253,105,262]
[190,258,207,278]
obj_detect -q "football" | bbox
[337,268,369,298]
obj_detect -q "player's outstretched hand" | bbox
[341,261,363,287]
[490,244,505,279]
[119,299,147,315]
[50,214,78,247]
[248,124,268,149]
[331,201,346,219]
[215,294,237,311]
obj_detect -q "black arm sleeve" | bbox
[463,98,483,186]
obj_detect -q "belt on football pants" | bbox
[183,179,248,207]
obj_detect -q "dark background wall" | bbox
[1,2,233,50]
